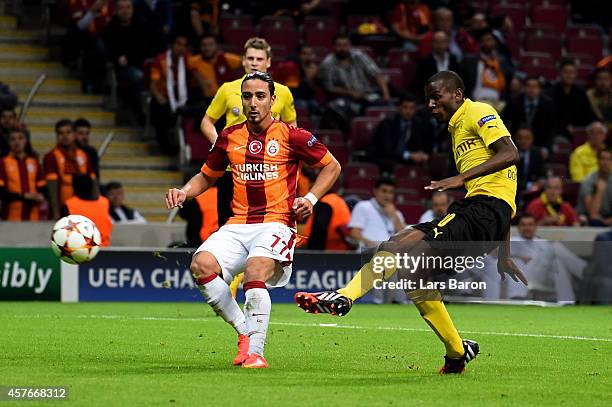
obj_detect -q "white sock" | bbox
[244,288,271,356]
[198,276,247,335]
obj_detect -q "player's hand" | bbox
[382,202,397,217]
[293,197,313,221]
[497,257,528,286]
[166,188,186,209]
[425,175,464,192]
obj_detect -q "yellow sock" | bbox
[408,289,464,358]
[229,273,243,298]
[337,251,397,301]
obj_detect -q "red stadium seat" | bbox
[220,14,253,29]
[566,25,601,39]
[365,106,397,120]
[343,163,380,190]
[395,164,431,180]
[350,117,382,152]
[182,118,212,164]
[259,15,295,31]
[387,57,417,89]
[395,188,420,204]
[387,48,417,66]
[518,51,554,67]
[381,68,404,93]
[571,127,588,148]
[343,188,372,200]
[354,46,375,60]
[315,129,345,145]
[303,26,337,48]
[524,34,562,60]
[396,176,429,192]
[429,152,452,179]
[504,33,521,57]
[491,4,527,31]
[327,144,350,167]
[565,53,599,68]
[531,5,568,31]
[524,25,556,38]
[222,27,256,50]
[566,36,604,59]
[563,182,581,207]
[396,203,424,224]
[260,27,299,56]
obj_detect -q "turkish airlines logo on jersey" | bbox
[249,140,263,155]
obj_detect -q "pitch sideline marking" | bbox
[11,313,612,342]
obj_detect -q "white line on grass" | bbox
[12,314,612,343]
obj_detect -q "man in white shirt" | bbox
[348,177,406,303]
[106,181,147,224]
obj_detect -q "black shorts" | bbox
[412,195,512,254]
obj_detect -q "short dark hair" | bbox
[73,118,91,129]
[559,58,575,70]
[72,174,96,199]
[375,176,396,189]
[427,70,465,93]
[518,213,536,222]
[55,119,73,133]
[515,124,534,135]
[242,71,275,95]
[106,181,123,191]
[592,67,610,80]
[200,32,218,42]
[524,75,541,86]
[0,107,16,116]
[334,33,351,44]
[399,92,417,104]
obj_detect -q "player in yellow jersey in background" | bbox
[200,37,298,297]
[295,71,528,374]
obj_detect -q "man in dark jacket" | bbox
[368,93,433,173]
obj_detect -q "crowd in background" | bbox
[0,0,611,252]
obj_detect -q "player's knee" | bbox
[190,252,220,281]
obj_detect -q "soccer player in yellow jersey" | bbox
[200,37,297,297]
[295,71,528,374]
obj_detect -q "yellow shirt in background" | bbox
[569,142,599,182]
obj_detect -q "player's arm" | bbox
[201,114,219,144]
[294,156,341,220]
[497,228,528,285]
[426,137,519,191]
[200,85,226,143]
[166,172,217,209]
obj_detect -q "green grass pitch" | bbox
[1,302,611,406]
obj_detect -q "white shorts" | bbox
[194,222,297,288]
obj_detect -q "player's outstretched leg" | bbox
[191,252,249,365]
[294,229,419,315]
[242,280,271,368]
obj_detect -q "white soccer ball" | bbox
[50,215,101,264]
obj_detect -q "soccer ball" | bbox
[50,215,101,264]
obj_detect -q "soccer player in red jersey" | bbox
[166,71,341,368]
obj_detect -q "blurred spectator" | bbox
[105,181,147,224]
[134,0,172,35]
[189,33,241,98]
[63,0,115,93]
[549,59,596,139]
[418,7,478,61]
[319,34,391,130]
[580,229,612,304]
[503,76,556,150]
[272,0,321,23]
[103,0,165,121]
[388,0,431,51]
[0,128,46,221]
[149,32,201,155]
[187,0,218,41]
[414,30,460,92]
[577,149,612,226]
[303,190,352,251]
[526,176,579,226]
[74,118,100,180]
[467,12,487,35]
[0,107,18,156]
[368,93,432,172]
[514,126,546,194]
[349,176,406,303]
[460,28,513,108]
[62,174,112,246]
[273,44,320,114]
[418,191,449,223]
[0,81,18,111]
[43,119,95,219]
[179,185,218,246]
[569,121,607,182]
[586,68,612,128]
